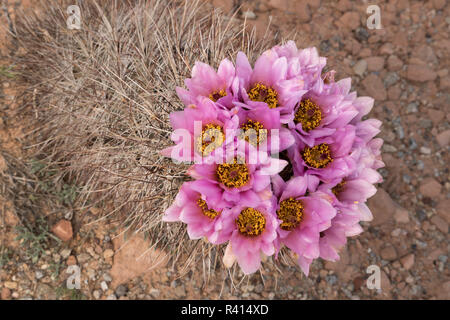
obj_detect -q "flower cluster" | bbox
[162,41,384,275]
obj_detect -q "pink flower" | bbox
[287,78,359,147]
[220,202,279,274]
[272,41,326,88]
[235,50,306,123]
[162,181,232,244]
[176,59,237,109]
[161,42,386,276]
[187,147,288,206]
[161,97,238,163]
[271,175,336,275]
[318,205,364,262]
[236,106,295,153]
[287,125,357,186]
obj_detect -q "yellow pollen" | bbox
[236,208,266,237]
[216,158,250,188]
[302,143,333,169]
[277,198,304,231]
[195,123,225,156]
[197,198,220,219]
[248,83,279,109]
[332,180,346,197]
[209,89,227,102]
[294,99,322,132]
[240,119,268,146]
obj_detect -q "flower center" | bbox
[236,207,266,237]
[332,180,346,197]
[240,119,268,146]
[209,89,227,102]
[302,143,333,168]
[197,198,220,219]
[277,198,304,231]
[248,83,279,109]
[195,123,225,156]
[294,99,322,132]
[216,158,250,188]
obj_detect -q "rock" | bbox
[0,155,7,175]
[384,146,398,156]
[103,249,114,259]
[4,281,17,290]
[427,109,444,124]
[419,146,431,155]
[353,59,367,76]
[387,85,401,100]
[35,271,44,280]
[36,283,56,299]
[1,287,11,300]
[436,130,450,147]
[432,0,446,10]
[149,288,160,298]
[406,102,419,113]
[51,220,73,242]
[100,281,108,291]
[60,249,72,259]
[430,215,448,233]
[436,199,450,223]
[419,178,442,198]
[394,207,410,224]
[173,285,186,298]
[106,294,117,300]
[387,55,403,71]
[93,290,101,299]
[366,56,384,71]
[110,233,168,288]
[242,10,256,20]
[380,271,392,293]
[367,189,395,226]
[115,284,128,297]
[362,74,387,101]
[67,255,77,266]
[379,43,394,55]
[400,254,415,270]
[103,274,112,282]
[353,276,365,291]
[380,246,398,261]
[405,65,437,82]
[339,11,360,30]
[268,0,311,22]
[436,281,450,299]
[440,76,450,90]
[384,72,399,87]
[77,253,90,264]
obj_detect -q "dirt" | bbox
[0,0,449,300]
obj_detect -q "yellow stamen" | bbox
[216,158,250,188]
[240,119,268,146]
[209,89,227,102]
[277,198,304,231]
[302,143,333,169]
[197,198,220,219]
[294,99,322,132]
[332,180,346,197]
[236,207,266,237]
[195,124,225,156]
[248,83,279,109]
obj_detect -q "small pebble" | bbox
[100,281,108,291]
